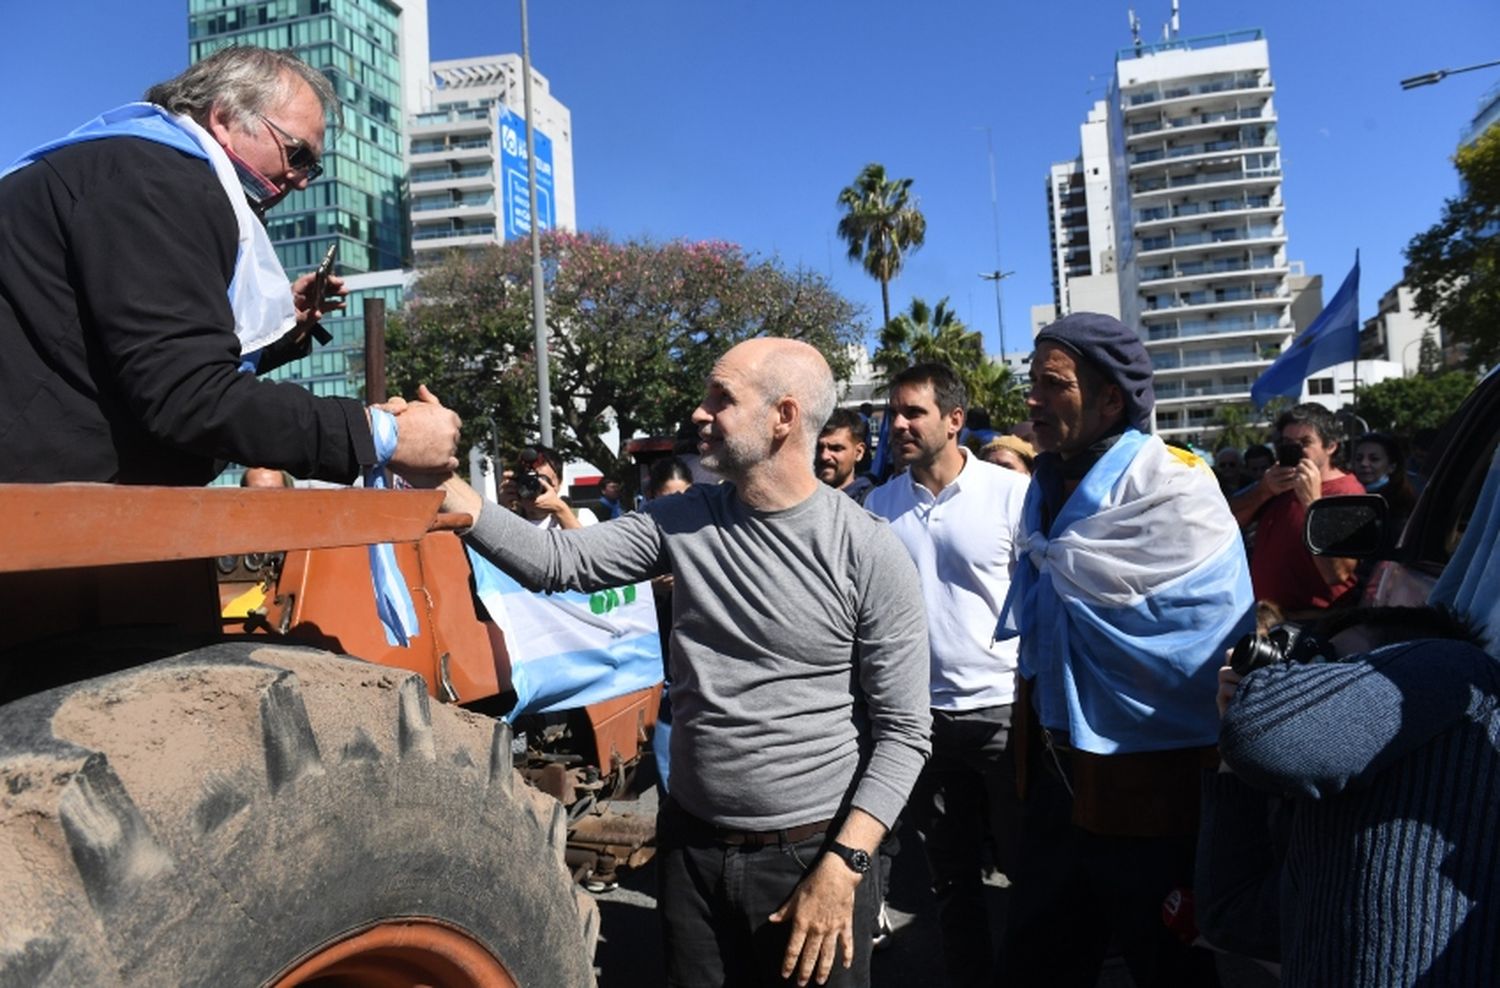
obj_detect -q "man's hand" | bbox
[387,385,461,475]
[770,808,883,986]
[1292,458,1323,507]
[494,470,522,512]
[439,475,483,519]
[291,270,346,327]
[1261,464,1298,499]
[1217,655,1244,720]
[769,854,860,986]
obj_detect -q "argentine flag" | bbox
[467,547,664,720]
[998,430,1256,753]
[1251,254,1360,408]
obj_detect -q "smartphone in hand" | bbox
[307,242,338,344]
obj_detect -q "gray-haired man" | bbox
[0,46,457,484]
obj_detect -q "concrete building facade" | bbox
[188,0,429,277]
[1045,100,1122,322]
[1039,29,1302,438]
[1111,29,1292,437]
[409,55,575,260]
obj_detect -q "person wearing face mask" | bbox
[0,46,459,485]
[1351,433,1418,527]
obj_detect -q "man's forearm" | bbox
[1229,483,1271,527]
[830,807,885,856]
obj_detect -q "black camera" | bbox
[1275,442,1304,469]
[515,447,545,501]
[1229,623,1332,676]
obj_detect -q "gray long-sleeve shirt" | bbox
[466,481,932,830]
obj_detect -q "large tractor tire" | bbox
[0,642,598,987]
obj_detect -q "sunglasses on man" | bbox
[258,114,324,181]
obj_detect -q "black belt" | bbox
[669,800,834,848]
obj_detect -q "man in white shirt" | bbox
[863,362,1029,988]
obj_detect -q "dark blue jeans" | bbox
[657,800,880,988]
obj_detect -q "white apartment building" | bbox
[1042,30,1298,438]
[1045,100,1121,322]
[1112,29,1291,437]
[408,55,576,258]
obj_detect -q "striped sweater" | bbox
[1217,639,1500,986]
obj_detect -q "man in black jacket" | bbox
[0,46,458,485]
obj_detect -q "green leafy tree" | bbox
[1404,122,1500,368]
[1350,371,1477,434]
[967,359,1029,430]
[871,296,1023,423]
[1208,402,1267,451]
[836,163,927,329]
[872,296,982,380]
[388,233,863,481]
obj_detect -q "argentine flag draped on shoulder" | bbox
[998,440,1254,755]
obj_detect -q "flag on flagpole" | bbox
[1250,254,1360,408]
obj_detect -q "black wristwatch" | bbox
[827,841,872,875]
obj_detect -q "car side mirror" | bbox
[1304,494,1389,558]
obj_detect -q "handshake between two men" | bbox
[376,386,483,521]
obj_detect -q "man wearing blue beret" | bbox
[997,312,1256,985]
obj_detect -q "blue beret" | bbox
[1035,312,1155,431]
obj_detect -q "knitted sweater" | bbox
[1217,640,1500,986]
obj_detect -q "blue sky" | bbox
[4,1,1497,356]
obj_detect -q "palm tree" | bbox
[836,163,927,330]
[873,297,982,383]
[872,297,1027,424]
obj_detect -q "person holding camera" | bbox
[498,445,596,530]
[1197,605,1495,986]
[1228,403,1363,615]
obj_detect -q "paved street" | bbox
[586,782,1275,987]
[590,794,1014,988]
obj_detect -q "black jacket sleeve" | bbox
[1,138,373,484]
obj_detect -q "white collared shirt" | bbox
[864,448,1030,710]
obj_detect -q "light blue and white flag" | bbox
[997,430,1255,754]
[1251,254,1360,407]
[467,547,664,720]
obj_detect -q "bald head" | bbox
[728,338,836,448]
[693,338,837,485]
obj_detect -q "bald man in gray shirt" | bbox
[436,339,930,987]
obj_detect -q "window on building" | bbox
[1308,377,1335,396]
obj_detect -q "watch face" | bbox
[849,849,872,873]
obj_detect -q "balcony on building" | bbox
[1135,216,1284,259]
[409,106,494,138]
[1134,189,1279,230]
[409,134,494,166]
[1137,244,1287,287]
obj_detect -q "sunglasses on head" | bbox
[258,114,323,181]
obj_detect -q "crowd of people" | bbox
[4,43,1498,988]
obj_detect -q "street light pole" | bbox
[977,126,1008,357]
[1400,56,1500,90]
[979,269,1015,358]
[520,0,552,447]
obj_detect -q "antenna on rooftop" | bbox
[1170,0,1181,38]
[1128,8,1142,52]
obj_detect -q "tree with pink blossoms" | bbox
[389,232,863,483]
